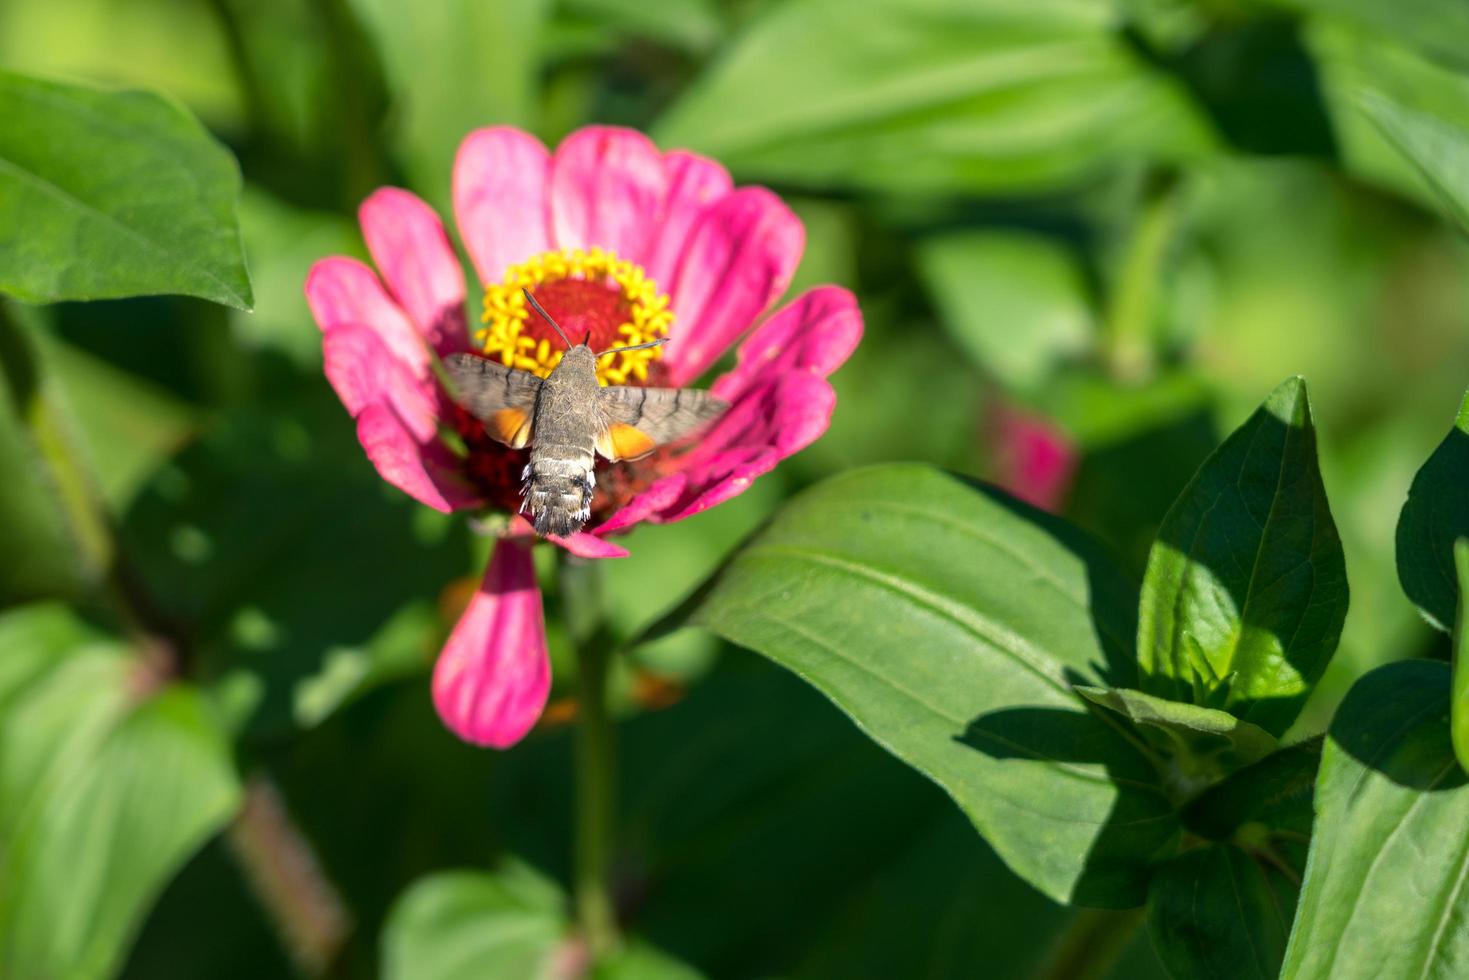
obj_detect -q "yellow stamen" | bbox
[477,248,674,385]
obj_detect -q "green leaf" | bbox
[347,0,548,210]
[0,605,242,980]
[1148,844,1298,980]
[0,70,252,309]
[558,0,722,53]
[1361,92,1469,234]
[1076,686,1277,796]
[916,231,1094,393]
[381,863,566,980]
[1281,660,1469,980]
[1265,0,1469,72]
[1137,376,1348,736]
[653,0,1215,194]
[688,464,1178,907]
[1453,540,1469,774]
[1182,739,1320,848]
[591,943,706,980]
[1396,388,1469,632]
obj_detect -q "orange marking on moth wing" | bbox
[597,423,657,461]
[487,408,533,448]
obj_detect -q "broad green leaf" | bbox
[0,71,252,309]
[1396,388,1469,632]
[1453,540,1469,773]
[1076,686,1277,796]
[917,231,1093,393]
[348,0,548,210]
[1148,844,1298,980]
[0,605,241,980]
[1265,0,1469,72]
[1361,93,1469,234]
[689,464,1178,907]
[1281,661,1469,980]
[1137,377,1348,736]
[381,863,566,980]
[653,0,1216,194]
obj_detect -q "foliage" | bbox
[3,0,1469,977]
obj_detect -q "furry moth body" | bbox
[445,341,727,538]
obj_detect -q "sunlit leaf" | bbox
[0,70,252,309]
[1396,388,1469,632]
[917,231,1094,393]
[654,0,1216,194]
[1360,92,1469,233]
[0,604,241,980]
[688,464,1178,907]
[1137,377,1348,736]
[1281,660,1469,980]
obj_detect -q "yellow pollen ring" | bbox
[476,247,673,385]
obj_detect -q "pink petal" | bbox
[453,128,553,286]
[506,516,631,559]
[991,404,1077,514]
[359,187,469,356]
[662,188,805,385]
[305,258,430,375]
[712,286,863,404]
[650,372,836,525]
[549,126,668,264]
[592,472,688,536]
[322,324,439,442]
[643,150,732,294]
[356,404,481,514]
[432,539,551,748]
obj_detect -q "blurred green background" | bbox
[2,0,1468,977]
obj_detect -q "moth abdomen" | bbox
[526,445,595,537]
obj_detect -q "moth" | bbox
[445,288,727,538]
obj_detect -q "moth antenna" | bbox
[597,337,669,357]
[522,287,573,349]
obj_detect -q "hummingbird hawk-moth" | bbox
[444,288,727,538]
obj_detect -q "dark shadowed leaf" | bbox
[653,0,1215,194]
[1396,388,1469,632]
[1076,686,1277,796]
[1361,92,1469,233]
[1137,377,1348,736]
[1182,739,1320,849]
[1148,844,1298,980]
[0,71,251,309]
[688,464,1178,907]
[1281,660,1469,980]
[1453,540,1469,773]
[0,604,241,980]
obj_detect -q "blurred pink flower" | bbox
[990,402,1077,514]
[305,126,862,748]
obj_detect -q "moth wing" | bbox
[443,352,543,449]
[595,385,727,461]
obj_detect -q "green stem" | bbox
[1032,906,1146,980]
[1102,169,1184,382]
[560,554,619,959]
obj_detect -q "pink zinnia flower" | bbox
[304,126,862,748]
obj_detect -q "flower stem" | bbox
[1032,906,1146,980]
[559,553,619,959]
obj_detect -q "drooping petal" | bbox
[359,187,469,356]
[453,127,553,285]
[593,471,688,536]
[356,403,482,514]
[432,539,551,748]
[712,286,863,404]
[662,188,804,385]
[654,372,836,524]
[506,516,631,559]
[305,257,429,375]
[322,324,440,442]
[642,150,732,295]
[548,126,668,265]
